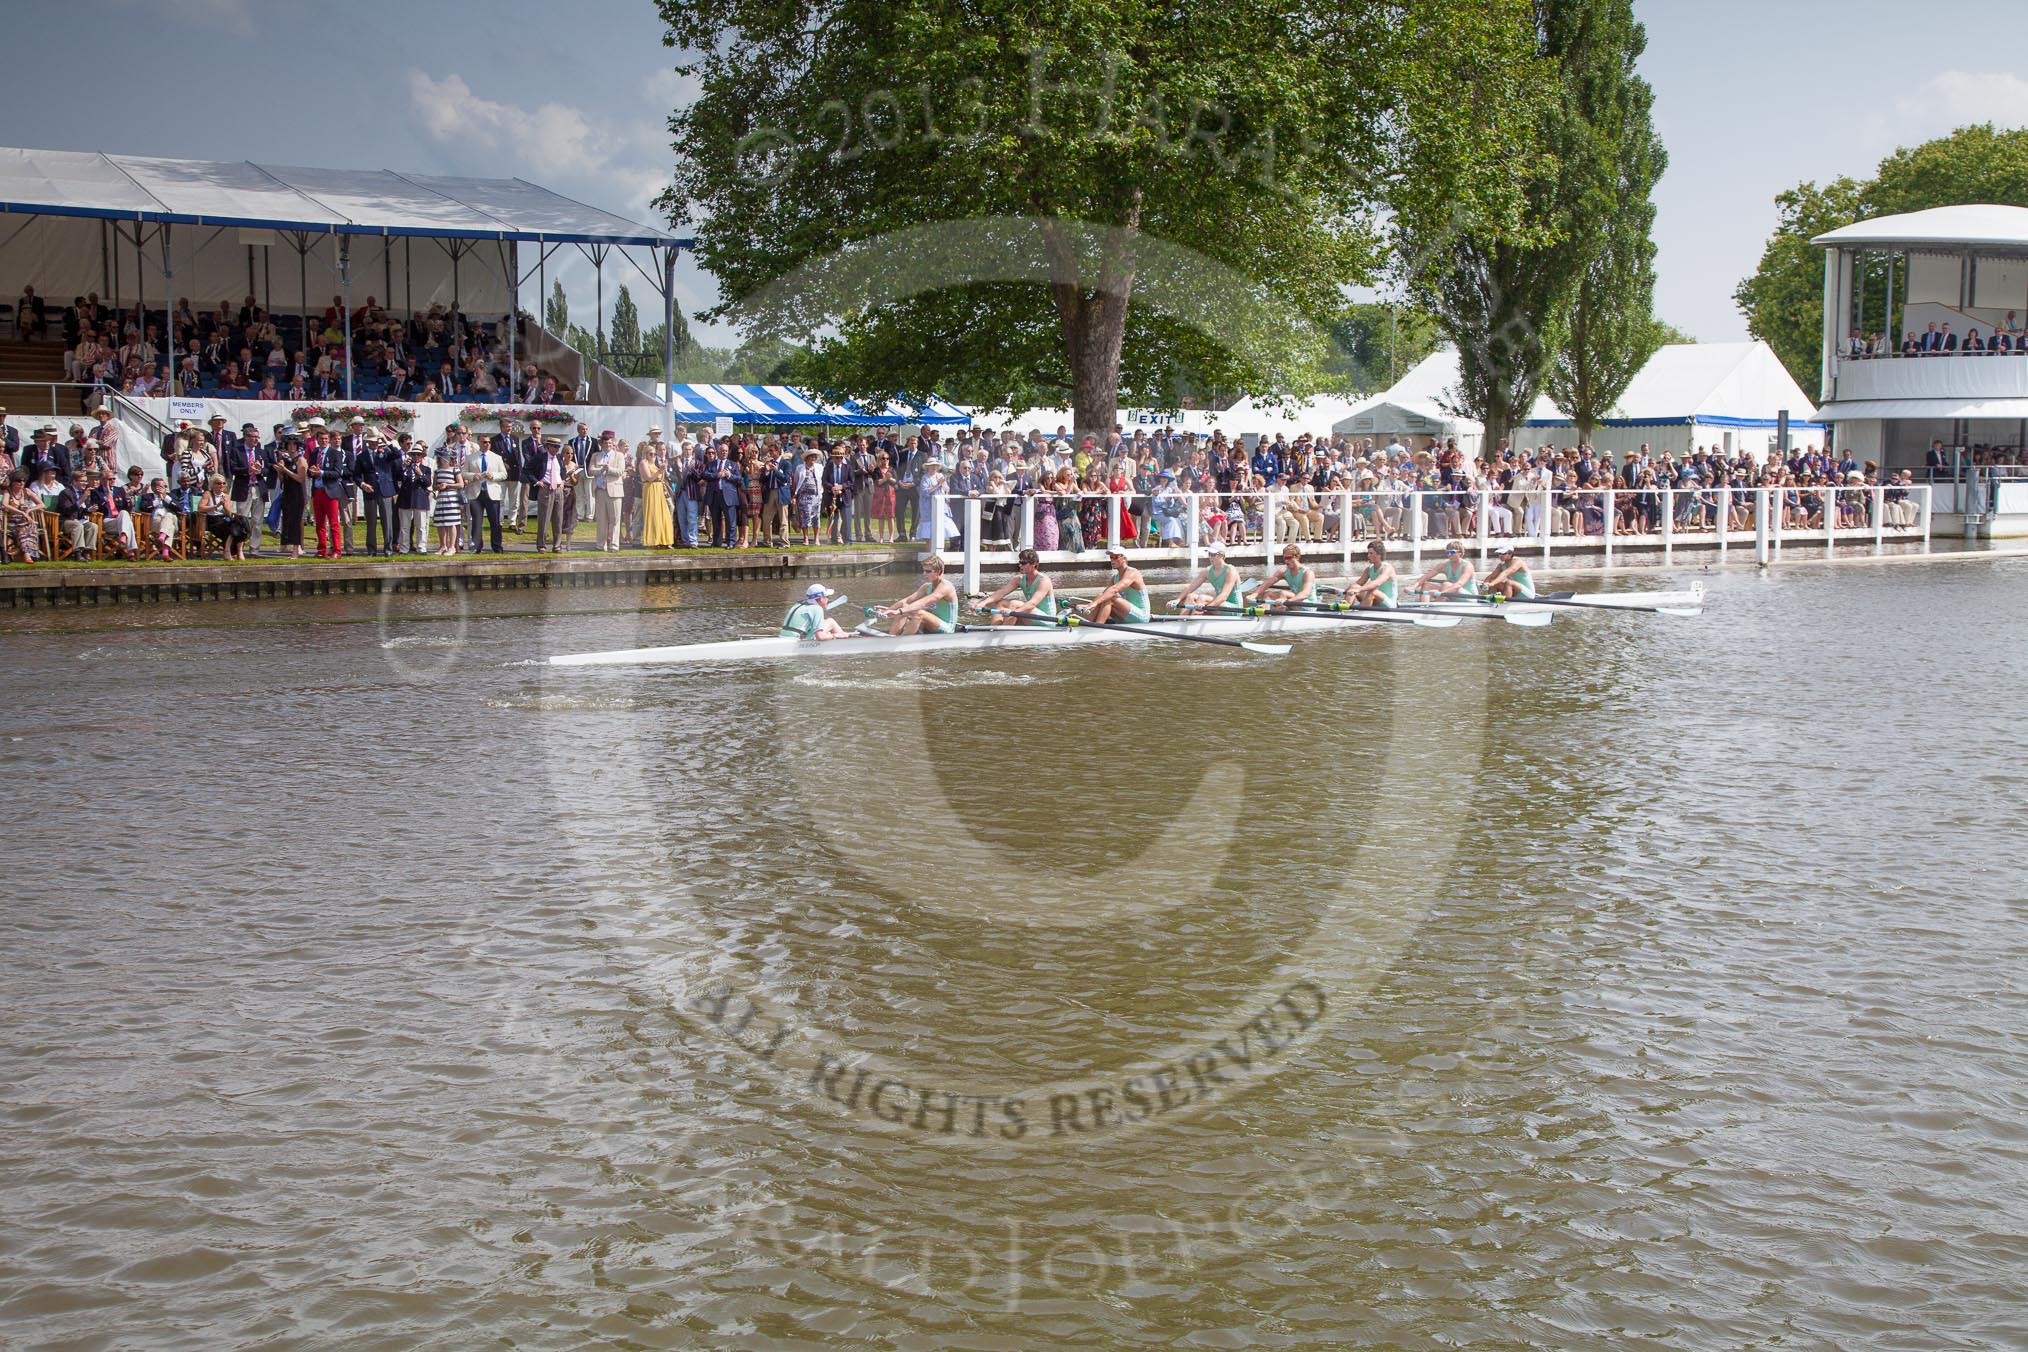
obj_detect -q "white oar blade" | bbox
[824,594,849,611]
[1238,640,1292,656]
[1656,605,1703,617]
[1502,608,1554,628]
[1409,613,1463,628]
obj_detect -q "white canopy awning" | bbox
[1815,397,2028,422]
[0,146,684,246]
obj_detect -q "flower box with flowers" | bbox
[290,404,414,425]
[458,405,575,427]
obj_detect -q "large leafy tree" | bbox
[1737,124,2028,402]
[1398,0,1660,453]
[656,0,1540,436]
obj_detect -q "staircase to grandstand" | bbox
[0,336,67,383]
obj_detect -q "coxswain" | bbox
[779,582,851,641]
[1085,544,1150,624]
[977,547,1059,625]
[1480,546,1537,600]
[880,554,960,634]
[1344,540,1398,609]
[1410,541,1478,597]
[1258,544,1316,607]
[1172,543,1241,612]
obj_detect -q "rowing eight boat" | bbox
[548,610,1413,667]
[546,581,1703,668]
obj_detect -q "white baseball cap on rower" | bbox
[1207,543,1227,555]
[1104,543,1128,557]
[805,583,835,600]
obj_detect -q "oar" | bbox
[1266,601,1462,630]
[824,593,849,612]
[1468,593,1702,618]
[1320,585,1549,628]
[980,607,1289,656]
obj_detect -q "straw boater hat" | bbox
[208,412,228,424]
[93,405,113,419]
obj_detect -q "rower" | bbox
[1172,543,1241,612]
[977,547,1058,626]
[779,583,851,641]
[1410,541,1478,597]
[1258,544,1317,608]
[879,554,961,635]
[1344,540,1398,609]
[1085,544,1150,624]
[1481,546,1537,600]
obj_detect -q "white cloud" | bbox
[1892,71,2028,130]
[404,69,672,218]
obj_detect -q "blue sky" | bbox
[6,0,2024,348]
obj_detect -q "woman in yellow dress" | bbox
[638,445,675,548]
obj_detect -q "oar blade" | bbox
[1238,639,1292,656]
[824,593,849,612]
[1408,612,1463,628]
[1501,607,1554,628]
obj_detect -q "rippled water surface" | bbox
[3,559,2026,1349]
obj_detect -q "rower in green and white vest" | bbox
[1410,540,1479,597]
[1173,543,1241,612]
[778,583,852,641]
[1086,544,1150,624]
[1260,544,1317,607]
[880,554,961,635]
[1481,546,1537,600]
[1346,539,1399,609]
[978,547,1059,626]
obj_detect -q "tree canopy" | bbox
[656,0,1542,435]
[1736,124,2028,402]
[1398,0,1664,452]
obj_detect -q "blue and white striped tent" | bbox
[660,383,971,427]
[843,393,972,426]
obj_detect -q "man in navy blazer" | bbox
[352,429,402,556]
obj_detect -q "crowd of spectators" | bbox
[12,285,575,408]
[0,411,1939,567]
[1846,313,2028,358]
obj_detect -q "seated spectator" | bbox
[256,375,281,400]
[135,477,178,558]
[416,381,442,403]
[3,472,41,560]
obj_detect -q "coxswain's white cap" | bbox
[805,583,834,600]
[1207,543,1227,556]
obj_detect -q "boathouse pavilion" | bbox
[1813,204,2028,536]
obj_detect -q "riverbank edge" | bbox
[4,540,2023,608]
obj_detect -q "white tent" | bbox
[1519,341,1822,459]
[1217,393,1368,446]
[1330,350,1487,455]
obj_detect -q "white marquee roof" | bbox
[0,146,684,247]
[1813,205,2028,254]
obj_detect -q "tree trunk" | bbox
[1037,204,1139,447]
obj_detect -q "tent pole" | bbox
[662,246,676,445]
[506,240,517,403]
[596,250,605,368]
[298,237,308,361]
[161,224,174,397]
[340,235,353,401]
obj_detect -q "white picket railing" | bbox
[925,485,1935,590]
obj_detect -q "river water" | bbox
[3,558,2025,1349]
